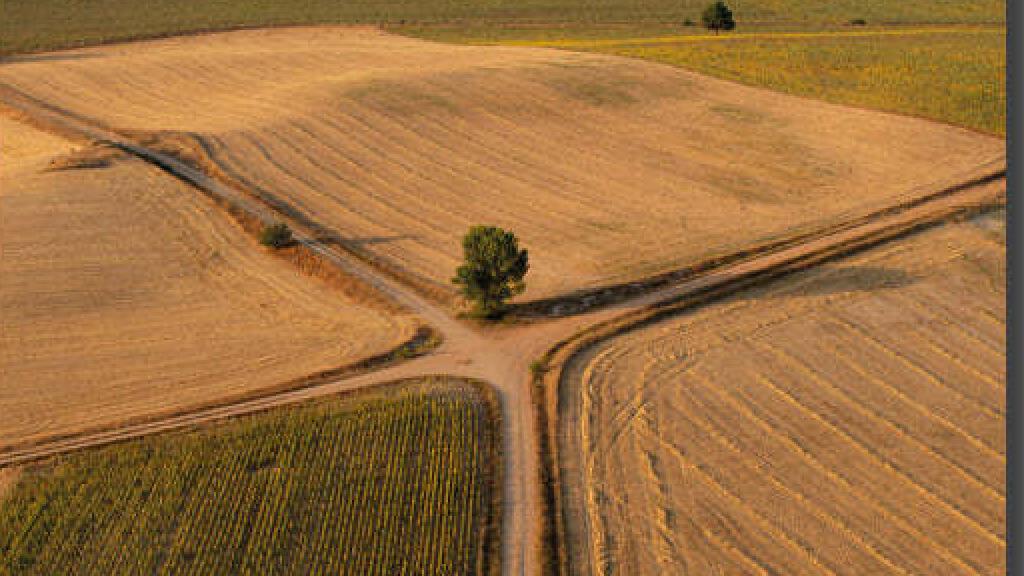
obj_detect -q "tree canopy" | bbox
[702,1,735,33]
[452,225,529,317]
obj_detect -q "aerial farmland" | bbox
[559,211,1005,575]
[0,1,1007,574]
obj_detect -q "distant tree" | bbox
[683,17,696,26]
[848,18,867,26]
[702,1,735,34]
[259,222,293,249]
[452,225,529,317]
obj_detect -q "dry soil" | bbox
[0,27,1004,302]
[564,212,1006,575]
[0,116,417,449]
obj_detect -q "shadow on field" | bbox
[1,52,103,64]
[348,234,419,247]
[768,265,918,299]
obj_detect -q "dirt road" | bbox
[0,81,1005,576]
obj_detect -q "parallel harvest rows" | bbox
[0,27,1004,302]
[0,116,417,450]
[565,213,1006,575]
[0,379,498,575]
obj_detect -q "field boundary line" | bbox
[0,328,441,464]
[511,162,1006,319]
[510,25,1005,48]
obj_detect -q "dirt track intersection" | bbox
[0,27,1006,576]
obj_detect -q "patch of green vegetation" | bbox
[258,221,293,248]
[0,0,1004,56]
[345,78,460,117]
[453,26,1004,135]
[0,378,500,576]
[598,28,1005,134]
[453,225,529,318]
[541,75,637,106]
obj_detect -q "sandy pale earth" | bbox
[0,27,1004,301]
[564,213,1005,575]
[0,117,417,449]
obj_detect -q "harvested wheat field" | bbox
[562,212,1005,575]
[0,27,1004,301]
[0,116,417,450]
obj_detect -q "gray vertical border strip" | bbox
[1009,0,1020,573]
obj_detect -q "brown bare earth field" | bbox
[0,116,417,450]
[563,212,1006,575]
[0,27,1004,302]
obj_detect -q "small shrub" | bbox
[849,18,867,26]
[683,17,696,26]
[259,222,293,249]
[530,359,549,378]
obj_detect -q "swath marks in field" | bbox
[825,344,1004,486]
[571,212,1007,574]
[823,297,1007,450]
[813,314,1004,455]
[638,408,774,576]
[634,405,836,575]
[874,290,1005,370]
[723,348,1000,574]
[652,383,903,575]
[753,340,1003,543]
[828,312,1003,418]
[835,297,1004,401]
[684,367,981,575]
[765,320,1004,499]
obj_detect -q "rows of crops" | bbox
[450,26,1005,135]
[0,378,499,575]
[563,213,1006,574]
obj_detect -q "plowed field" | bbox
[0,116,417,450]
[0,27,1004,301]
[564,212,1005,575]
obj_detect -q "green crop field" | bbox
[443,26,1004,135]
[0,378,500,576]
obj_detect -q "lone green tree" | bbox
[452,225,529,317]
[702,1,735,34]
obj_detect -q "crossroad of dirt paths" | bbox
[0,29,1006,576]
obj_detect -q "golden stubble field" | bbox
[563,213,1005,575]
[0,27,1004,302]
[0,117,417,450]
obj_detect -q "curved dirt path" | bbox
[0,84,1005,576]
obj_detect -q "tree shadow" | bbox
[347,234,419,247]
[766,265,918,299]
[1,52,103,64]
